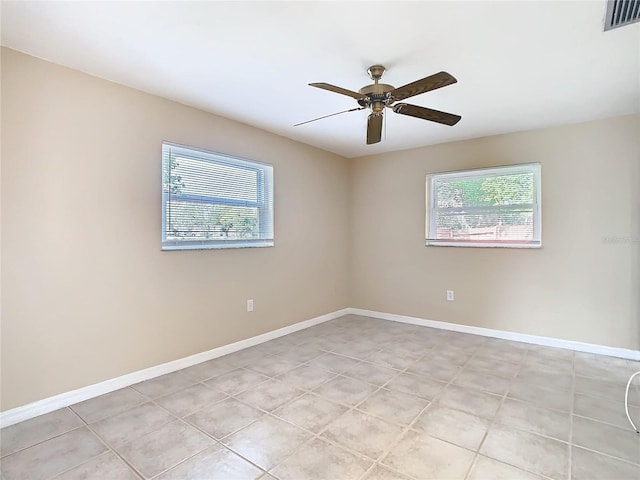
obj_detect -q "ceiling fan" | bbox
[296,65,461,145]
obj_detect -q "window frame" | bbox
[426,163,542,248]
[162,142,274,251]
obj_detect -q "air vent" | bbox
[604,0,640,30]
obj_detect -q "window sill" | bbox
[162,241,274,251]
[426,240,541,248]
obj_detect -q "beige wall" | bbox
[350,114,640,350]
[2,47,639,412]
[0,48,350,410]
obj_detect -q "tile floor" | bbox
[2,315,640,479]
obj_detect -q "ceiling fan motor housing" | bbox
[357,84,395,111]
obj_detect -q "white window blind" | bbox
[426,163,541,248]
[162,143,274,250]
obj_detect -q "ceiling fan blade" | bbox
[367,113,383,145]
[393,103,461,126]
[294,107,365,127]
[309,82,366,100]
[390,71,457,102]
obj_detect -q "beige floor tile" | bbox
[575,375,640,406]
[327,341,379,361]
[257,339,297,356]
[412,404,489,451]
[495,398,570,441]
[574,393,640,429]
[70,388,146,424]
[205,368,269,395]
[307,336,346,351]
[399,341,433,357]
[468,455,545,480]
[179,358,236,381]
[1,427,107,480]
[343,362,399,386]
[406,358,461,383]
[155,443,263,480]
[307,353,362,373]
[51,451,139,480]
[367,350,418,370]
[464,356,520,379]
[361,465,412,480]
[270,437,372,480]
[516,369,573,390]
[453,369,511,396]
[477,347,526,365]
[90,402,174,448]
[1,408,83,457]
[480,424,569,479]
[385,372,446,401]
[221,347,269,367]
[574,352,636,381]
[131,372,195,399]
[570,445,640,480]
[382,430,475,480]
[357,388,429,426]
[437,385,502,420]
[312,375,376,406]
[236,379,303,412]
[522,357,574,375]
[507,380,572,412]
[321,410,404,461]
[245,356,301,377]
[273,393,348,433]
[223,416,311,470]
[526,345,573,362]
[572,416,640,464]
[117,420,212,478]
[442,332,486,350]
[185,397,264,439]
[275,364,336,390]
[527,354,572,371]
[154,383,227,417]
[273,345,325,363]
[483,338,529,351]
[429,346,474,366]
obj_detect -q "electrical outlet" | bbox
[447,290,454,301]
[247,299,254,312]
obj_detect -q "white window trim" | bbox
[162,142,274,251]
[426,163,542,248]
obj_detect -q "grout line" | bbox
[0,413,86,460]
[177,410,270,476]
[461,346,523,480]
[570,443,640,467]
[41,410,113,479]
[66,407,146,480]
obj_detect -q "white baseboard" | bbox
[4,306,639,427]
[346,308,640,361]
[0,308,349,428]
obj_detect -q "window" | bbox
[426,163,541,248]
[162,143,273,250]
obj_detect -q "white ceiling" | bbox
[1,1,639,158]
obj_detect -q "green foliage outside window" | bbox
[164,158,260,241]
[435,173,534,230]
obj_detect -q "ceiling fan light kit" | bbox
[298,65,462,145]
